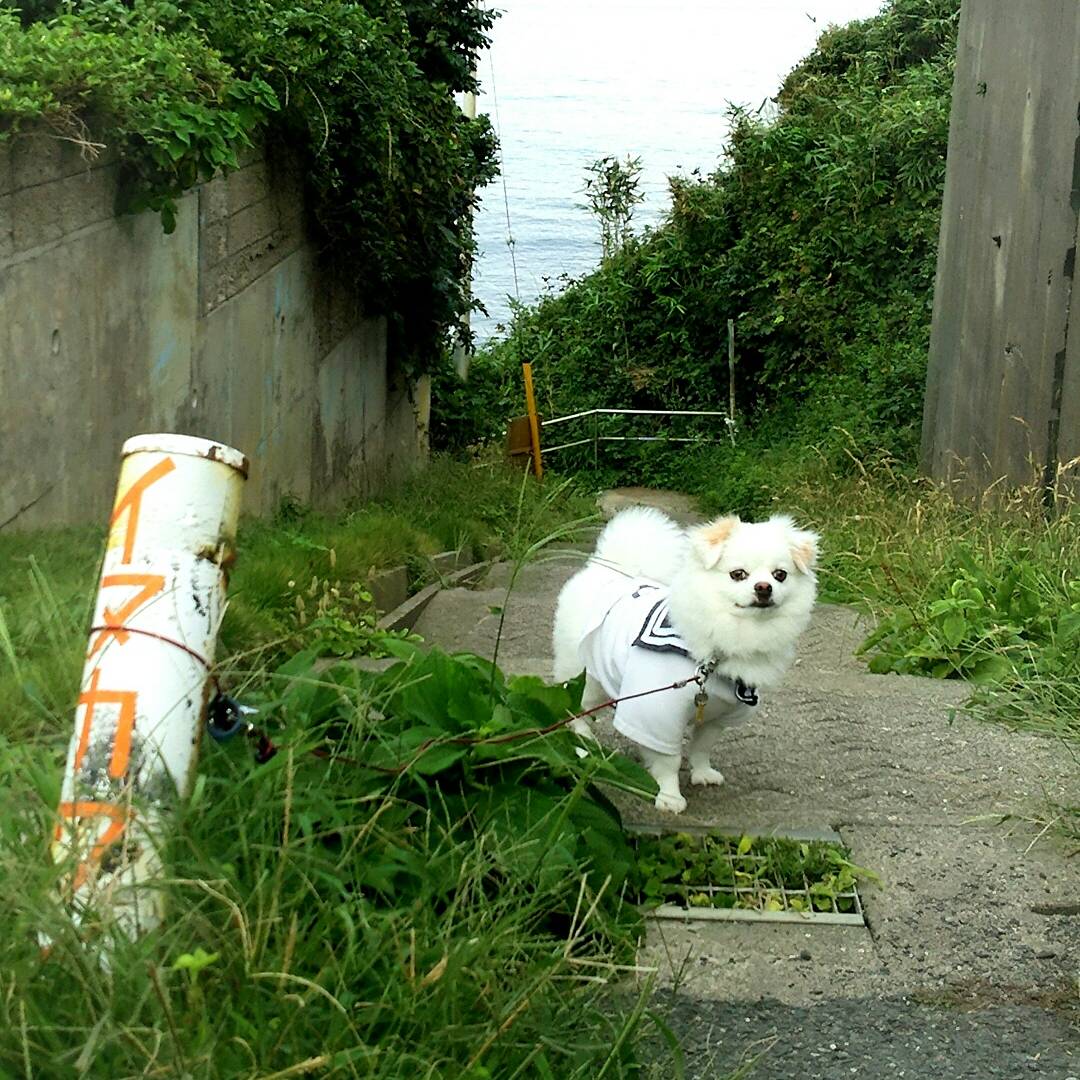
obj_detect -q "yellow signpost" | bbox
[521,362,543,480]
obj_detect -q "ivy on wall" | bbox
[0,0,498,371]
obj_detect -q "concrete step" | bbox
[401,512,1080,1074]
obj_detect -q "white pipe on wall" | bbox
[52,433,248,939]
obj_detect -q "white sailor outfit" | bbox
[577,581,758,756]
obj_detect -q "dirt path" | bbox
[411,491,1079,1078]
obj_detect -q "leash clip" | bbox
[693,657,718,726]
[694,657,717,688]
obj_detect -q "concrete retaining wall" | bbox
[0,135,428,530]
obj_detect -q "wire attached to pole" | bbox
[487,47,520,303]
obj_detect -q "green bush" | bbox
[743,447,1080,742]
[428,350,517,454]
[0,462,658,1074]
[0,646,661,1076]
[0,3,276,235]
[0,458,598,740]
[853,523,1080,738]
[446,0,959,478]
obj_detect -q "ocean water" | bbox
[470,0,885,341]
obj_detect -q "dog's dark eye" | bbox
[773,569,788,582]
[729,569,748,581]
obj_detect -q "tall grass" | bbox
[801,451,1079,742]
[0,459,689,1077]
[676,434,1080,743]
[0,458,597,744]
[0,704,658,1077]
[0,538,102,742]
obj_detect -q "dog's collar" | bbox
[694,656,758,707]
[628,591,759,708]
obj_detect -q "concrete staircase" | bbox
[408,495,1080,1078]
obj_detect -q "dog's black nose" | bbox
[754,581,772,597]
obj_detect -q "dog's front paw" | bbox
[690,766,726,787]
[654,791,687,814]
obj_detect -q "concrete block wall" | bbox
[197,144,307,316]
[0,133,428,531]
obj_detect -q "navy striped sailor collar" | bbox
[629,584,759,707]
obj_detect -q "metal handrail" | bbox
[543,437,596,454]
[538,407,733,459]
[541,408,729,428]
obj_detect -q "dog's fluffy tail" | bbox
[591,506,686,584]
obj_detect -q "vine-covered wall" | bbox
[1,136,428,530]
[1,0,499,371]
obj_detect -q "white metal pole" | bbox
[52,433,248,939]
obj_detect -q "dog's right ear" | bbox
[690,515,740,570]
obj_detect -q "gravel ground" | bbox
[648,993,1079,1079]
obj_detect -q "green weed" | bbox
[0,457,666,1076]
[775,447,1080,742]
[0,459,596,742]
[629,832,878,916]
[0,646,664,1076]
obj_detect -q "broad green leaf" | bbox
[1056,609,1080,643]
[942,613,967,649]
[867,653,897,674]
[411,743,467,775]
[968,655,1013,684]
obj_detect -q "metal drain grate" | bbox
[629,825,868,926]
[647,854,865,926]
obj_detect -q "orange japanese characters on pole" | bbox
[52,434,247,940]
[86,574,167,657]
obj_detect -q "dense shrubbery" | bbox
[435,0,959,474]
[0,459,668,1074]
[422,2,1080,756]
[0,643,659,1076]
[0,0,497,368]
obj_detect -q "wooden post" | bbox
[521,362,543,480]
[922,0,1080,496]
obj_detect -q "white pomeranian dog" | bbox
[552,507,819,813]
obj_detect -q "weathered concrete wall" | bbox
[0,135,427,530]
[922,0,1080,496]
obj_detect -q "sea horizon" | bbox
[469,0,886,343]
